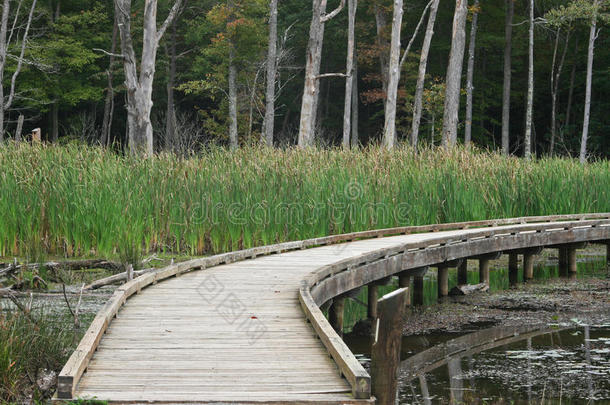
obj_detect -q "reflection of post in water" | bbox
[418,374,432,405]
[584,325,594,401]
[526,337,533,402]
[447,357,463,404]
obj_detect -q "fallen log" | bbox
[84,267,155,291]
[449,283,489,296]
[0,259,122,274]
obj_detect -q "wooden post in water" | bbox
[398,272,411,306]
[329,297,345,337]
[368,284,378,320]
[371,288,409,405]
[457,260,468,285]
[437,265,449,298]
[509,253,519,286]
[567,246,577,278]
[413,275,424,306]
[479,257,490,286]
[523,251,535,281]
[558,247,569,277]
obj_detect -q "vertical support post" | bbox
[329,297,345,337]
[523,251,535,281]
[371,288,409,405]
[437,265,449,298]
[368,284,378,320]
[509,253,519,286]
[457,260,468,285]
[558,247,568,277]
[606,242,610,276]
[479,258,490,286]
[126,264,134,281]
[398,272,411,306]
[413,275,424,306]
[567,246,577,278]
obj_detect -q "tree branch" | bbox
[320,0,345,23]
[316,72,348,79]
[93,48,124,59]
[157,0,185,42]
[400,0,433,68]
[5,0,36,110]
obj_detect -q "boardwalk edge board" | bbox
[57,213,610,401]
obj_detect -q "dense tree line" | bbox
[0,0,607,159]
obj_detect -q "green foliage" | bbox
[0,144,607,258]
[545,0,610,28]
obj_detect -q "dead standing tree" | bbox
[298,0,345,147]
[114,0,184,156]
[0,0,37,142]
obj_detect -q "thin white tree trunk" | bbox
[523,0,534,159]
[549,29,569,157]
[165,21,178,150]
[101,18,118,147]
[580,3,598,164]
[464,0,479,145]
[501,0,513,154]
[262,0,278,146]
[410,0,439,147]
[0,0,10,142]
[350,52,359,148]
[342,0,357,149]
[381,0,403,150]
[441,0,468,148]
[228,48,238,149]
[374,4,390,98]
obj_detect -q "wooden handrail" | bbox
[57,213,610,399]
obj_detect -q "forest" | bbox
[0,0,607,159]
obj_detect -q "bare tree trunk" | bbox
[464,0,479,145]
[350,52,359,148]
[523,0,534,159]
[298,0,344,147]
[410,0,439,147]
[101,18,118,147]
[342,0,357,149]
[374,4,390,98]
[441,0,468,148]
[228,48,238,149]
[114,0,183,156]
[0,0,37,143]
[165,20,178,150]
[580,3,598,164]
[262,0,278,146]
[381,0,403,149]
[565,39,578,133]
[549,29,569,157]
[501,0,513,154]
[15,114,23,142]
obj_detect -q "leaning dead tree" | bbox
[441,0,469,148]
[298,0,345,148]
[114,0,184,156]
[0,0,37,142]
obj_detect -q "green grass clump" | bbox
[0,143,608,258]
[0,305,75,402]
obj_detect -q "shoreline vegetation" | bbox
[0,144,608,259]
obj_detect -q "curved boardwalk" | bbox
[60,215,610,404]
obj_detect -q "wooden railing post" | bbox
[329,297,345,337]
[509,253,519,286]
[371,288,409,405]
[457,260,468,285]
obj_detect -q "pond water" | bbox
[346,324,610,404]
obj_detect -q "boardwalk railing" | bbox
[58,213,610,400]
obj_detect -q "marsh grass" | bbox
[0,144,608,258]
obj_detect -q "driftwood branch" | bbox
[0,259,122,274]
[84,267,155,291]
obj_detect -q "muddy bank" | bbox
[402,276,610,336]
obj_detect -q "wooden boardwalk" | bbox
[59,215,610,404]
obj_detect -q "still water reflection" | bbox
[347,324,610,404]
